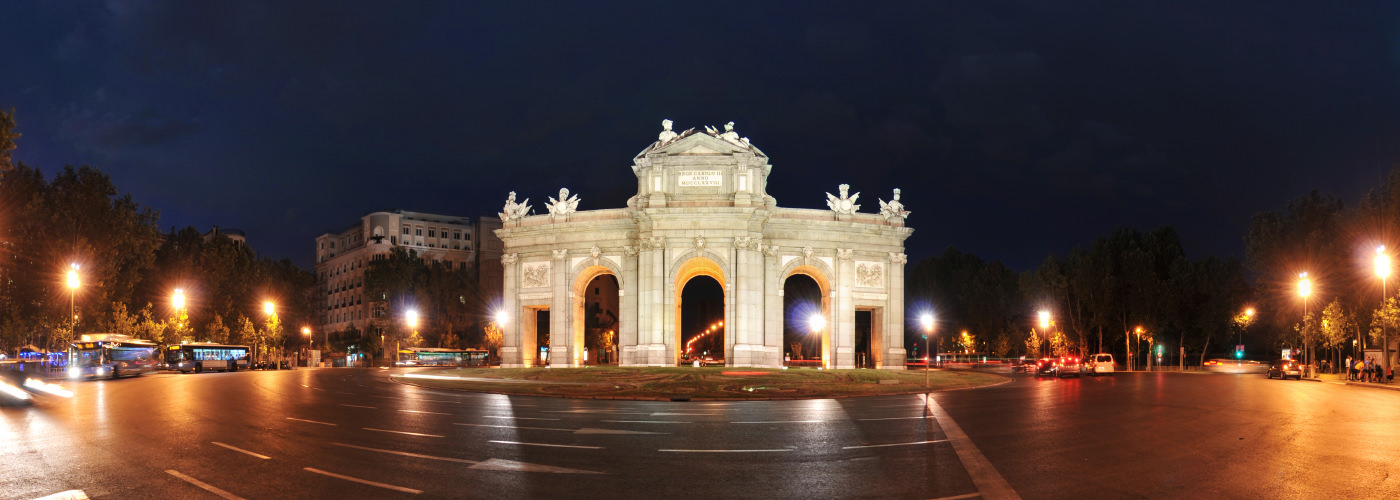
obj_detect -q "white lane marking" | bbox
[602,419,691,424]
[340,404,377,409]
[488,440,603,450]
[332,442,478,464]
[928,493,984,500]
[398,410,452,415]
[925,395,1022,500]
[300,384,310,388]
[286,417,337,426]
[868,403,931,408]
[471,458,604,474]
[166,470,246,500]
[842,439,949,449]
[731,420,824,424]
[651,412,716,416]
[659,448,793,453]
[544,410,647,414]
[212,441,271,459]
[363,427,444,438]
[858,416,932,421]
[304,467,422,495]
[454,422,573,432]
[484,415,560,421]
[31,490,90,500]
[574,428,665,435]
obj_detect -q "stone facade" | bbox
[495,122,912,369]
[315,210,503,338]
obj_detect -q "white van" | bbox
[1084,353,1115,375]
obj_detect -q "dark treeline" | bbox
[908,167,1400,371]
[0,108,314,359]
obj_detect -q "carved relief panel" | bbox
[521,262,551,288]
[855,261,884,288]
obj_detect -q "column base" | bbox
[881,348,908,370]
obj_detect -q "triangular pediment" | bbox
[636,126,766,159]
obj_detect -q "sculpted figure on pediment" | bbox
[499,191,531,222]
[879,188,911,221]
[826,184,860,215]
[547,188,580,220]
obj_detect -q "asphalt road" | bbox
[3,368,1398,500]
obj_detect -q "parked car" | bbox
[1056,356,1081,378]
[1034,357,1059,377]
[1267,359,1302,380]
[1013,358,1037,373]
[1083,353,1115,376]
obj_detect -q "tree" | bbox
[0,107,18,173]
[206,314,231,344]
[483,321,503,363]
[1321,298,1355,369]
[1025,329,1042,358]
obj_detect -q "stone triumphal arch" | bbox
[495,120,913,369]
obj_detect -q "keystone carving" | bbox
[589,245,602,260]
[802,246,814,265]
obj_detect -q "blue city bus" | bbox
[67,334,159,379]
[163,342,251,373]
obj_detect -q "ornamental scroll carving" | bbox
[521,262,550,288]
[890,252,908,264]
[856,261,884,288]
[836,248,854,260]
[552,249,569,260]
[763,244,780,257]
[734,235,753,250]
[623,245,638,257]
[501,253,518,265]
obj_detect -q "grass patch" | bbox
[394,366,1005,400]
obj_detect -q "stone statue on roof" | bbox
[826,184,861,216]
[658,119,677,143]
[547,187,580,220]
[879,188,910,221]
[499,191,531,222]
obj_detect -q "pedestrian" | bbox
[1345,356,1353,380]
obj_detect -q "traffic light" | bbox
[1235,345,1244,359]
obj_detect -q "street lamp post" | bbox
[302,326,311,367]
[405,309,418,367]
[1298,272,1311,375]
[66,264,80,348]
[1037,310,1050,360]
[263,301,276,366]
[1377,246,1391,374]
[806,313,826,369]
[920,313,934,390]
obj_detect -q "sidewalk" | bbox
[1306,372,1400,391]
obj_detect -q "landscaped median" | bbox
[389,366,1008,400]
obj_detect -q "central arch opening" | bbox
[783,273,825,367]
[679,275,724,365]
[581,274,619,365]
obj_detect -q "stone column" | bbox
[499,253,522,367]
[763,244,783,367]
[640,236,668,366]
[883,252,908,370]
[619,244,640,366]
[549,249,573,367]
[835,248,856,369]
[731,236,764,367]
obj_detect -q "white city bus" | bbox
[163,342,251,373]
[68,334,159,379]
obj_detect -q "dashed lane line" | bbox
[925,395,1021,500]
[398,410,453,415]
[857,416,932,421]
[659,448,794,453]
[166,470,247,500]
[731,420,824,424]
[332,442,478,464]
[304,467,422,495]
[484,416,559,421]
[286,417,337,426]
[454,422,573,432]
[212,441,271,459]
[602,420,692,424]
[363,427,444,438]
[339,404,377,409]
[487,440,603,450]
[841,439,949,450]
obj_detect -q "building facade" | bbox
[495,121,913,369]
[315,210,503,339]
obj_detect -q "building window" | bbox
[453,231,461,240]
[428,229,436,238]
[402,225,410,235]
[415,227,423,236]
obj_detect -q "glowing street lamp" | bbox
[1299,272,1311,371]
[1379,246,1392,373]
[494,310,508,327]
[66,263,80,344]
[263,301,276,317]
[920,313,935,390]
[173,288,186,311]
[1037,310,1050,360]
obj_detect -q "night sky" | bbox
[5,1,1400,271]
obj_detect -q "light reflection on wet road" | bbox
[2,368,1398,499]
